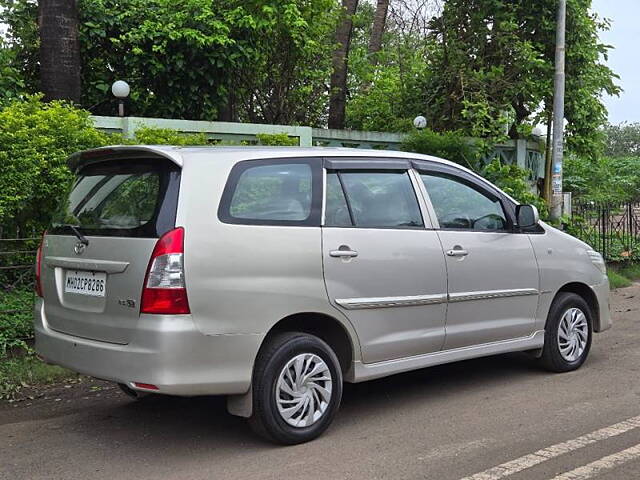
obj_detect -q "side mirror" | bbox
[516,204,539,228]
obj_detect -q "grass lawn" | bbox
[607,262,640,289]
[0,354,77,400]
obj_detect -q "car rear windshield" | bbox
[50,158,181,238]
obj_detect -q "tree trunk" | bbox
[368,0,390,63]
[328,0,359,129]
[38,0,81,103]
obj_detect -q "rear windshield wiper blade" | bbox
[67,225,89,246]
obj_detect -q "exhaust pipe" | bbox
[118,383,150,399]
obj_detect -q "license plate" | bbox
[64,270,107,297]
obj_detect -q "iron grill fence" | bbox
[0,237,38,325]
[570,201,640,262]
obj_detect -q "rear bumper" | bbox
[34,299,264,396]
[592,277,612,332]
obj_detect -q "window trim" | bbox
[414,162,516,232]
[218,157,323,227]
[323,168,426,230]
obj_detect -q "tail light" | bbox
[35,232,46,298]
[140,227,190,315]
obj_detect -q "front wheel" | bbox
[540,292,593,372]
[249,332,343,444]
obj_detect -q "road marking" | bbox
[550,442,640,479]
[459,415,640,480]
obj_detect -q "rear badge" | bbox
[118,298,137,309]
[74,242,86,255]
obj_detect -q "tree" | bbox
[368,0,390,62]
[602,123,640,158]
[233,0,339,125]
[329,0,359,129]
[424,0,620,155]
[38,0,81,102]
[2,0,339,124]
[345,0,435,131]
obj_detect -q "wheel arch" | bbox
[262,312,356,378]
[227,311,357,419]
[552,282,601,331]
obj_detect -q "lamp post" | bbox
[111,80,130,117]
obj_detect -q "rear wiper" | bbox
[67,225,89,246]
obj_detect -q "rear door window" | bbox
[325,171,424,228]
[50,159,180,238]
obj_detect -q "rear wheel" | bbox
[540,292,593,372]
[249,332,343,444]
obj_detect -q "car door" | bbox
[415,163,540,350]
[321,158,448,364]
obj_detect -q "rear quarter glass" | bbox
[49,158,181,238]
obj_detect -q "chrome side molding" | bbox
[336,288,539,310]
[335,293,447,310]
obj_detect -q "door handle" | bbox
[330,247,358,258]
[446,248,469,257]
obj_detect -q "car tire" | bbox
[249,332,343,445]
[540,292,593,372]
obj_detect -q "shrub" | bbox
[0,286,34,355]
[256,132,299,146]
[131,127,208,145]
[0,95,110,238]
[400,128,480,171]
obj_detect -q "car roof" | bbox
[72,144,474,174]
[70,145,519,204]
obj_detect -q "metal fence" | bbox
[0,237,38,321]
[571,202,640,262]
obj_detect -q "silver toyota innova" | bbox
[35,146,611,444]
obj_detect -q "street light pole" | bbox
[550,0,567,221]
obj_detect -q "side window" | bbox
[220,161,319,225]
[420,173,507,231]
[327,171,423,228]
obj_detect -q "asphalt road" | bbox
[2,285,640,480]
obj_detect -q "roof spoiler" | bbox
[67,145,184,172]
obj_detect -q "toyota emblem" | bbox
[74,242,86,255]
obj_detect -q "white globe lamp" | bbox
[111,80,130,117]
[413,115,427,130]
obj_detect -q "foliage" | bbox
[0,38,28,103]
[0,286,33,355]
[400,128,480,171]
[602,122,640,158]
[0,354,75,400]
[607,270,631,290]
[345,2,432,133]
[0,95,110,238]
[424,0,620,157]
[481,160,549,218]
[1,0,338,124]
[564,155,640,203]
[256,133,299,146]
[131,127,208,146]
[616,263,640,282]
[0,0,39,98]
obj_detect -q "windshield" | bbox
[50,158,180,238]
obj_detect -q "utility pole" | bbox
[550,0,567,221]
